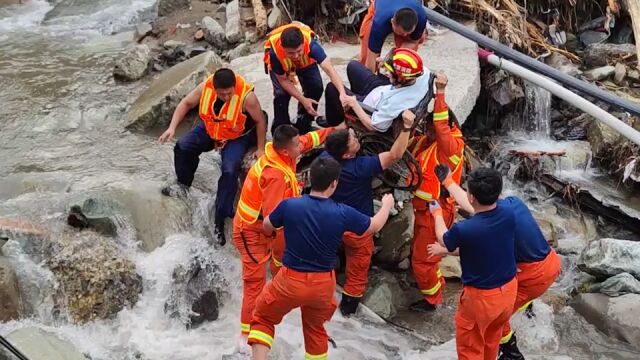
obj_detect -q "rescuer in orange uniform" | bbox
[434,164,562,360]
[408,72,465,312]
[232,123,340,337]
[264,22,348,135]
[248,156,395,360]
[158,68,267,245]
[428,167,518,360]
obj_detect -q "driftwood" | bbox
[508,150,566,157]
[252,0,267,36]
[539,174,640,234]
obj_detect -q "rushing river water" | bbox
[1,1,640,359]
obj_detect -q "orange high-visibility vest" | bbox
[263,22,317,74]
[198,74,255,141]
[236,142,301,224]
[413,127,464,202]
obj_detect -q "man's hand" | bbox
[428,243,448,257]
[381,193,395,209]
[435,164,452,183]
[435,71,448,92]
[158,128,176,144]
[339,92,351,108]
[253,147,265,159]
[402,110,416,128]
[341,95,358,109]
[429,201,443,218]
[335,122,348,130]
[301,97,319,116]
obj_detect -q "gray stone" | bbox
[0,217,48,257]
[245,30,259,44]
[373,204,414,266]
[164,40,187,50]
[588,119,621,158]
[578,238,640,280]
[629,69,640,82]
[584,43,637,67]
[614,63,627,85]
[268,6,283,29]
[584,65,616,81]
[572,293,640,347]
[0,256,22,321]
[225,0,243,44]
[135,22,152,39]
[125,51,222,131]
[589,273,640,297]
[561,140,592,171]
[113,44,152,81]
[439,255,461,278]
[579,30,609,46]
[545,52,582,77]
[158,0,191,17]
[361,270,406,318]
[533,215,558,248]
[5,327,88,360]
[227,42,250,60]
[202,16,226,49]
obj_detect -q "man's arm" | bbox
[366,193,394,234]
[434,164,474,214]
[342,95,375,131]
[263,215,276,234]
[243,92,267,157]
[432,73,464,161]
[263,200,286,234]
[158,82,204,143]
[298,125,344,154]
[378,110,415,170]
[365,49,380,73]
[319,58,346,99]
[271,50,318,116]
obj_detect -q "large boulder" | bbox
[225,0,244,44]
[268,6,283,29]
[584,43,637,67]
[588,120,621,159]
[158,0,191,17]
[373,204,414,267]
[113,45,152,82]
[4,327,88,360]
[0,256,22,321]
[361,269,407,318]
[588,273,640,297]
[202,16,226,49]
[578,238,640,280]
[47,232,142,323]
[125,51,222,132]
[572,293,640,347]
[534,214,558,248]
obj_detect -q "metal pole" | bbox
[424,7,640,118]
[480,50,640,147]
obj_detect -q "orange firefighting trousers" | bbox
[342,231,374,298]
[412,199,456,305]
[456,277,518,360]
[501,248,562,344]
[248,267,337,359]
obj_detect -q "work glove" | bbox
[434,164,455,187]
[429,201,443,218]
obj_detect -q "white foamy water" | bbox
[0,0,51,33]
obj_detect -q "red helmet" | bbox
[384,48,424,79]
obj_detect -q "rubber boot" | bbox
[215,217,226,246]
[339,294,361,316]
[498,333,525,360]
[409,299,436,313]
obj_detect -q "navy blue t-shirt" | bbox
[323,152,383,216]
[369,0,428,54]
[270,38,327,75]
[499,196,551,263]
[444,203,517,289]
[269,195,371,272]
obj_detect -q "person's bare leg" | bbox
[251,344,269,360]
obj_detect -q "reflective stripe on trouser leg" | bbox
[248,329,274,348]
[305,352,328,360]
[500,330,513,345]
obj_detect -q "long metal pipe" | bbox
[480,50,640,147]
[423,7,640,118]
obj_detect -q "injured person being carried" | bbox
[320,47,432,133]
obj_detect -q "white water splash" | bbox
[0,0,52,33]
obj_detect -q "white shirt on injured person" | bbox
[363,70,432,132]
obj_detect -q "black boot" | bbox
[524,302,535,319]
[339,294,361,316]
[215,219,226,246]
[161,183,189,199]
[409,299,436,313]
[498,333,525,360]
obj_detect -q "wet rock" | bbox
[587,120,621,158]
[561,140,592,170]
[629,69,640,82]
[545,53,582,77]
[584,43,637,67]
[584,65,616,81]
[553,113,591,140]
[268,6,283,29]
[225,0,243,44]
[0,0,20,7]
[164,255,229,328]
[202,16,226,49]
[589,273,640,297]
[125,51,222,131]
[579,30,609,46]
[533,215,558,248]
[578,238,640,280]
[164,40,186,50]
[0,217,48,256]
[47,232,142,323]
[0,256,22,321]
[572,293,640,347]
[113,44,152,82]
[135,23,152,39]
[439,255,461,278]
[227,42,250,60]
[5,327,88,360]
[487,70,523,107]
[245,30,258,44]
[614,63,627,85]
[158,0,191,17]
[362,269,407,318]
[373,204,414,267]
[67,198,125,237]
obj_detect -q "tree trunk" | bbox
[252,0,267,36]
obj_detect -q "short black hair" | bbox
[325,129,350,159]
[281,27,304,49]
[273,124,299,150]
[213,68,236,89]
[393,8,418,32]
[310,156,342,191]
[467,167,503,205]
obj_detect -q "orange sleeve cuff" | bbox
[434,93,448,113]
